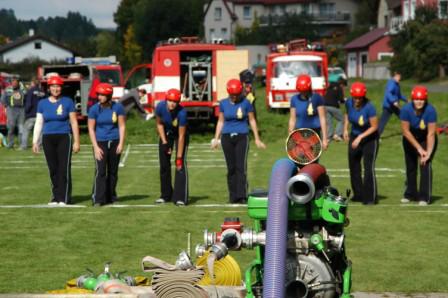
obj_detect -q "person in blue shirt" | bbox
[212,79,266,204]
[399,86,437,206]
[32,76,80,206]
[289,74,328,150]
[155,88,189,206]
[378,72,407,135]
[343,82,379,205]
[88,83,126,206]
[22,78,44,149]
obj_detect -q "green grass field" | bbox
[0,80,447,293]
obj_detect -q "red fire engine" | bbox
[266,39,329,109]
[149,37,249,121]
[37,56,125,121]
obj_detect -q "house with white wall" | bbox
[0,32,75,63]
[378,0,448,33]
[203,0,360,42]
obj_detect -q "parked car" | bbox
[328,67,347,85]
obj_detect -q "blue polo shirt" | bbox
[345,98,377,136]
[290,93,324,129]
[88,102,125,141]
[219,97,253,134]
[37,97,75,135]
[400,102,437,139]
[155,101,187,135]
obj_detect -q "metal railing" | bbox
[258,12,351,26]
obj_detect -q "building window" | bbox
[301,3,311,14]
[243,6,251,20]
[210,28,215,39]
[319,3,335,15]
[221,28,227,37]
[34,42,42,49]
[440,0,448,18]
[215,7,222,21]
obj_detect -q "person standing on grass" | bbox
[324,78,345,142]
[378,71,407,136]
[289,74,328,150]
[1,78,25,149]
[22,79,44,149]
[211,79,266,204]
[343,82,379,205]
[155,88,189,206]
[400,86,437,206]
[88,83,126,207]
[32,76,80,206]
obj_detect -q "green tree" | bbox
[123,25,142,67]
[96,31,120,57]
[132,0,205,60]
[113,0,141,45]
[0,9,26,38]
[390,5,448,81]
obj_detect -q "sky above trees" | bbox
[0,0,120,28]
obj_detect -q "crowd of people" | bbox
[0,72,439,207]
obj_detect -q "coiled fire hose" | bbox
[196,251,241,286]
[142,255,208,298]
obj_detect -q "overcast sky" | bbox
[0,0,121,28]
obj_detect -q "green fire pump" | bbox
[197,129,353,298]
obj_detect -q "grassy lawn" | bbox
[0,81,447,293]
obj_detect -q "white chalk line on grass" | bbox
[119,144,131,168]
[1,203,447,210]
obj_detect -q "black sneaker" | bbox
[175,201,185,207]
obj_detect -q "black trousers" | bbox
[402,136,438,203]
[221,134,249,203]
[42,134,73,203]
[92,140,121,204]
[159,134,189,203]
[348,133,379,204]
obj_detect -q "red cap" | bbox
[96,83,113,96]
[350,82,367,97]
[226,79,243,95]
[411,85,428,101]
[47,76,64,86]
[166,88,181,102]
[296,74,312,92]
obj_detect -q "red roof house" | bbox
[344,28,393,78]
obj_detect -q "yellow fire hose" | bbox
[196,251,241,286]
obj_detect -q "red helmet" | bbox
[296,74,312,92]
[226,79,242,95]
[411,85,428,101]
[96,83,113,96]
[166,88,181,102]
[47,76,64,86]
[350,82,367,97]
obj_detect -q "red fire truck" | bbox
[37,56,125,121]
[149,37,249,121]
[265,39,329,110]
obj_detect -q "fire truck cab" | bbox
[266,39,328,109]
[150,37,248,121]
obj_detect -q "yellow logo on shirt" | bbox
[172,118,178,127]
[358,115,364,126]
[56,104,63,115]
[419,119,426,130]
[112,112,117,123]
[237,107,243,119]
[307,103,314,116]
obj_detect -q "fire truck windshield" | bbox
[274,61,322,79]
[98,69,121,85]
